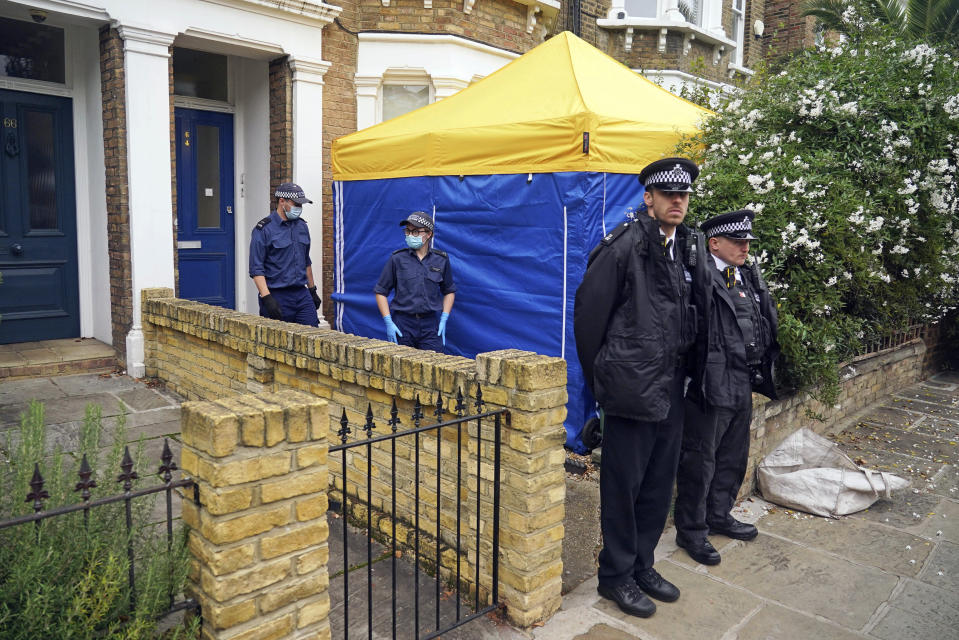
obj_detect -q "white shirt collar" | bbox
[711,253,741,281]
[659,229,676,259]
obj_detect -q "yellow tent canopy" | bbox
[332,31,712,181]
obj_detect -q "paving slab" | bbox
[869,604,959,640]
[911,415,959,440]
[684,534,897,630]
[858,406,920,430]
[887,396,959,423]
[0,377,66,404]
[917,540,959,592]
[593,561,760,640]
[50,373,140,396]
[114,387,178,412]
[572,624,642,640]
[914,497,959,543]
[825,436,943,486]
[894,385,959,405]
[735,603,866,640]
[837,421,957,465]
[758,509,932,577]
[930,464,959,498]
[850,492,942,529]
[562,475,602,594]
[885,577,959,630]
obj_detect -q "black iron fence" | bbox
[330,387,505,640]
[0,438,200,622]
[851,322,930,360]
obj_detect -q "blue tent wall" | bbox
[332,172,646,452]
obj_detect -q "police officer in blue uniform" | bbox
[249,183,321,326]
[374,212,456,352]
[675,209,779,565]
[574,158,700,618]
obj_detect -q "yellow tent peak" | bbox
[332,31,713,181]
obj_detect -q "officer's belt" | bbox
[392,310,436,319]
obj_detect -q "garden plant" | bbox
[677,0,959,401]
[0,401,197,639]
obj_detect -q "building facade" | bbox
[0,0,813,374]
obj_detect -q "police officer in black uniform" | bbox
[249,183,321,326]
[574,158,699,618]
[374,212,456,352]
[675,209,779,565]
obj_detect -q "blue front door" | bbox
[0,89,79,344]
[175,108,235,309]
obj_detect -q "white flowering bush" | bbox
[677,7,959,400]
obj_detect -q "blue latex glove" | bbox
[383,315,403,343]
[437,312,450,346]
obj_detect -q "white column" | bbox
[354,76,380,131]
[289,56,332,329]
[705,0,726,36]
[117,25,176,377]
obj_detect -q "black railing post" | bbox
[159,439,178,609]
[412,395,424,639]
[364,404,375,640]
[338,409,351,640]
[492,412,504,605]
[118,446,139,613]
[473,388,484,610]
[26,463,49,540]
[454,388,465,621]
[75,454,96,529]
[434,392,443,632]
[387,398,401,640]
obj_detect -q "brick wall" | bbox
[142,288,566,627]
[741,339,932,497]
[269,56,293,197]
[181,390,332,639]
[763,0,816,59]
[99,26,132,364]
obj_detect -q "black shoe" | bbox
[634,567,680,602]
[676,537,721,566]
[708,519,758,541]
[597,579,656,618]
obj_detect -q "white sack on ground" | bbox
[757,427,909,518]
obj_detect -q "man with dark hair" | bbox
[675,209,779,566]
[249,183,321,326]
[574,157,699,618]
[375,212,456,352]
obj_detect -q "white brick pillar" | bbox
[117,25,176,377]
[289,56,332,329]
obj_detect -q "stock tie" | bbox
[724,266,736,289]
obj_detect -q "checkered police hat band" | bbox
[276,190,304,199]
[647,165,691,186]
[407,214,432,229]
[707,219,752,237]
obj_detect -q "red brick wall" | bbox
[99,26,132,363]
[319,0,545,318]
[763,0,816,58]
[269,56,293,195]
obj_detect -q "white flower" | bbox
[866,216,885,233]
[825,276,838,286]
[838,101,859,115]
[945,94,959,120]
[739,152,754,165]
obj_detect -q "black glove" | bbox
[308,286,321,310]
[261,294,283,319]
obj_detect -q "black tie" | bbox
[724,266,736,289]
[664,238,674,261]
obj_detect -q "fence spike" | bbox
[26,463,49,512]
[364,403,376,438]
[75,454,97,501]
[389,397,401,433]
[159,439,178,483]
[117,446,139,492]
[413,394,424,427]
[474,385,485,412]
[434,391,444,422]
[455,388,465,418]
[338,408,351,443]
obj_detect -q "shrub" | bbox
[0,401,197,639]
[676,4,959,401]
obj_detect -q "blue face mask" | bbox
[286,205,303,220]
[405,235,424,250]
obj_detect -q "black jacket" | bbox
[688,248,780,409]
[574,216,696,422]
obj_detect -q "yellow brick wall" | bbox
[143,288,566,627]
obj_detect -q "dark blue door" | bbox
[0,89,79,344]
[175,108,235,309]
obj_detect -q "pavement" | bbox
[2,368,958,640]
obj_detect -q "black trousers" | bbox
[674,399,752,543]
[597,372,685,588]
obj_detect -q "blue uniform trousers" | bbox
[260,286,318,327]
[597,368,685,588]
[392,310,443,353]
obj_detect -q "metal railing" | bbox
[0,438,200,621]
[330,387,505,640]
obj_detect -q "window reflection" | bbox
[26,110,57,231]
[173,48,228,102]
[383,84,430,122]
[196,125,220,229]
[0,17,65,84]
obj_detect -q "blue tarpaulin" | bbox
[332,172,647,453]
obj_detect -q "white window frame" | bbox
[731,0,745,66]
